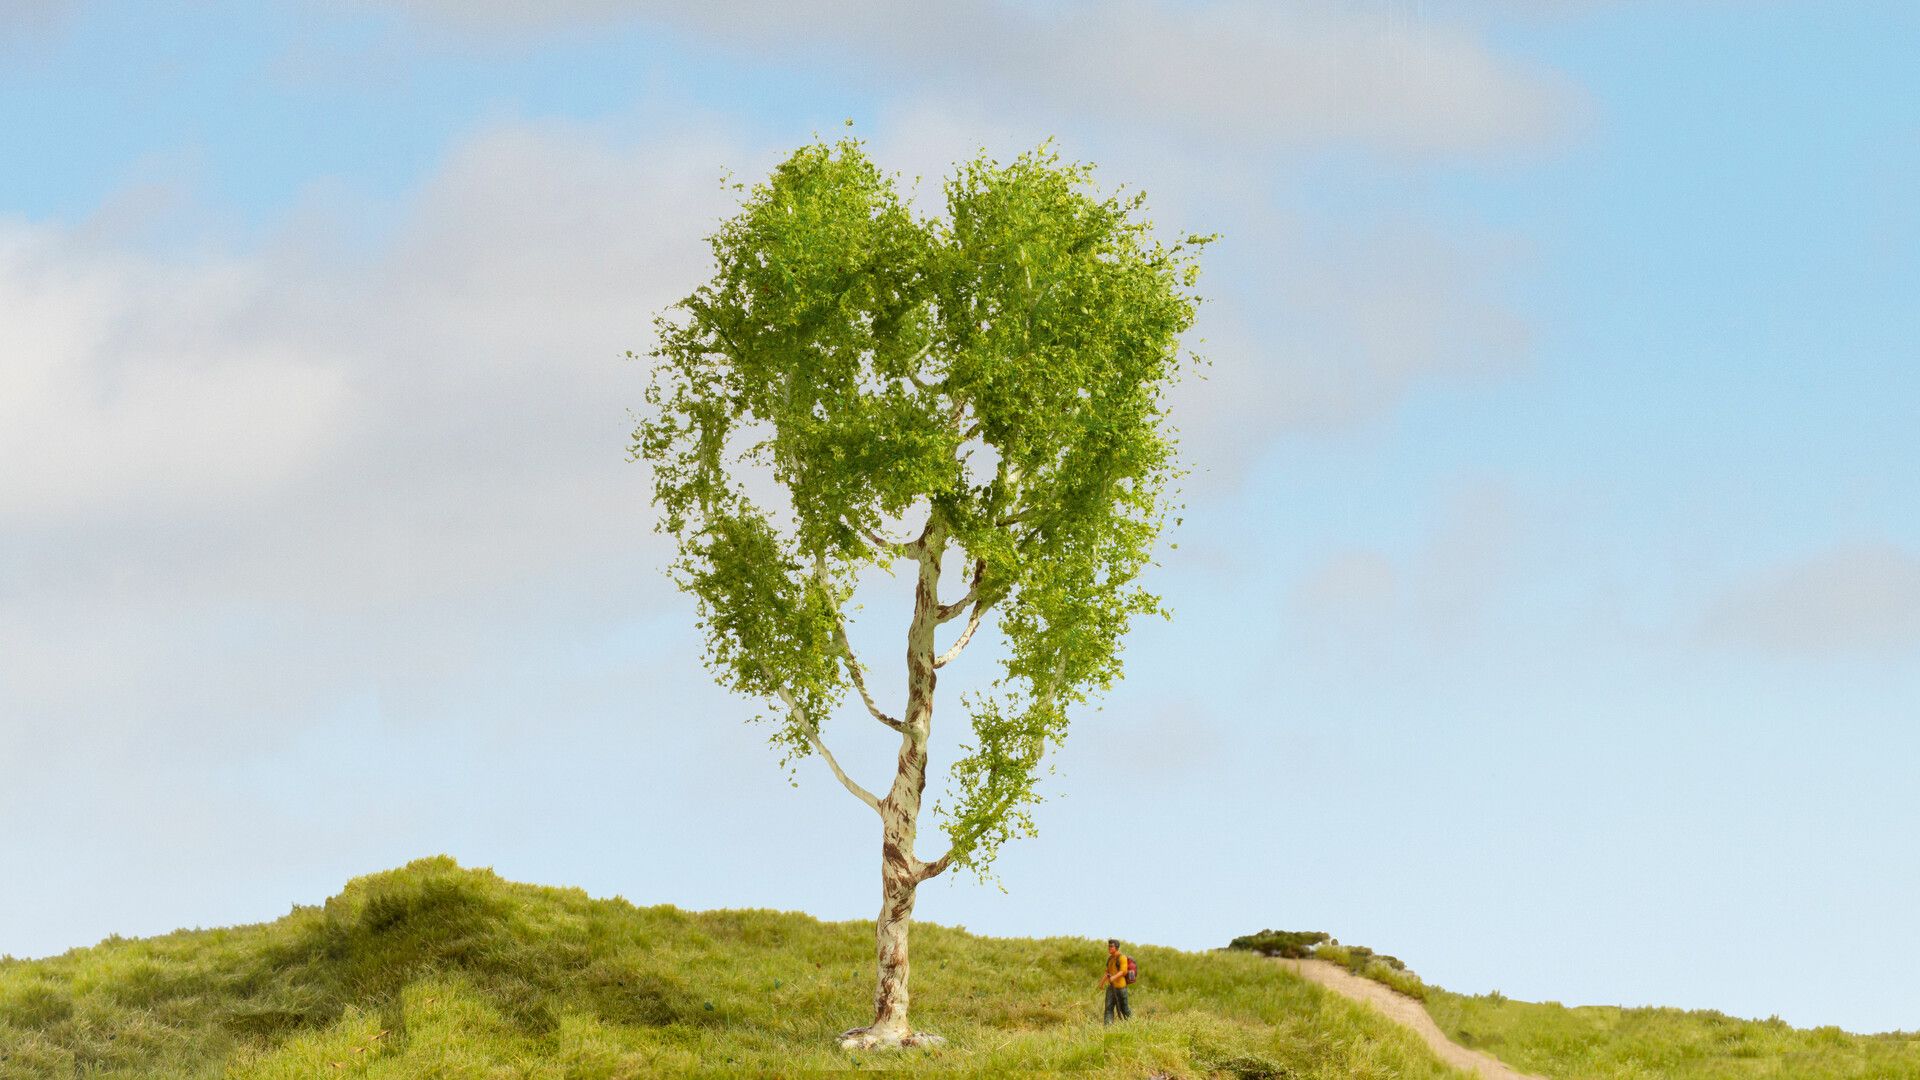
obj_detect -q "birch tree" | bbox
[632,137,1208,1049]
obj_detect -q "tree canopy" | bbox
[634,136,1209,876]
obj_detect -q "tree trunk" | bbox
[862,801,921,1044]
[838,524,947,1050]
[839,739,946,1049]
[839,742,943,1047]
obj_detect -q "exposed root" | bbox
[837,1025,947,1050]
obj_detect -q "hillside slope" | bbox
[1428,988,1920,1079]
[0,858,1472,1078]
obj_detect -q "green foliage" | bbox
[633,135,1210,873]
[1227,929,1331,960]
[0,858,1476,1078]
[1428,988,1920,1079]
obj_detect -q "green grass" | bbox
[0,857,1474,1078]
[1311,944,1426,1002]
[1428,988,1920,1079]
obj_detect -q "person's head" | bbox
[1106,939,1119,953]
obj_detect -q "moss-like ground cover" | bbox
[0,857,1470,1078]
[1428,988,1920,1079]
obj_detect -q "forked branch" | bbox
[935,558,991,668]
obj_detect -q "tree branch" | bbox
[806,726,882,814]
[934,557,990,667]
[898,340,937,391]
[935,588,976,624]
[845,515,912,557]
[919,701,1059,881]
[810,555,905,731]
[937,559,987,622]
[913,851,952,883]
[766,675,882,814]
[987,459,1028,528]
[934,604,986,669]
[835,619,905,732]
[910,513,938,554]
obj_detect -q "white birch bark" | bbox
[839,521,949,1049]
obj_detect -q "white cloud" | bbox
[0,230,350,518]
[0,114,759,781]
[376,0,1579,157]
[1702,543,1920,656]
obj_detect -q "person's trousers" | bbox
[1104,985,1132,1023]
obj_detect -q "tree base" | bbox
[837,1025,947,1050]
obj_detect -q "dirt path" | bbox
[1274,958,1546,1080]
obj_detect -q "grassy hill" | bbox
[1428,989,1920,1080]
[1222,931,1920,1079]
[0,857,1471,1078]
[15,857,1919,1078]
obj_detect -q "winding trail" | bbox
[1274,958,1546,1080]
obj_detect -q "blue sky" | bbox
[4,0,1919,1034]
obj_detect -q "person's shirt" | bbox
[1105,951,1129,988]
